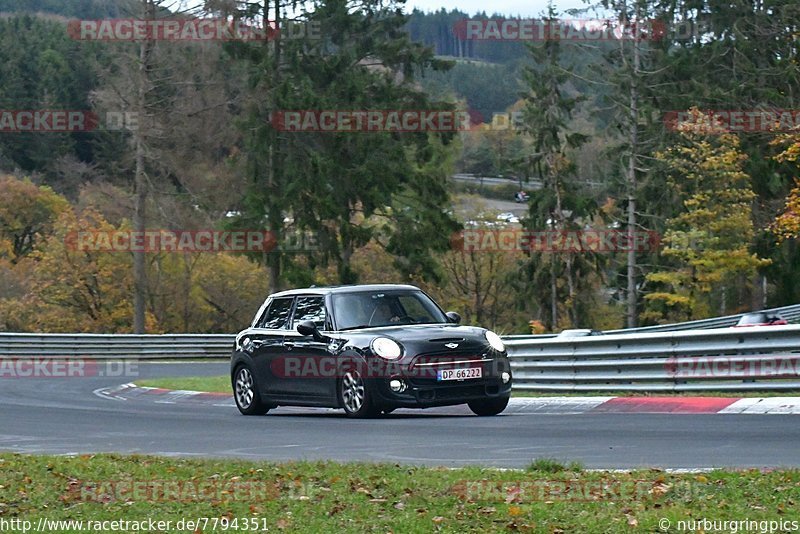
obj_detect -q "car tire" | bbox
[339,368,380,418]
[233,364,270,415]
[468,395,510,416]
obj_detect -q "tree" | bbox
[770,132,800,242]
[642,0,800,310]
[764,130,800,307]
[0,16,100,174]
[90,0,243,332]
[130,0,157,333]
[0,208,145,333]
[146,251,270,333]
[0,175,69,262]
[593,0,665,328]
[517,2,598,330]
[432,201,527,331]
[643,110,769,322]
[226,0,460,289]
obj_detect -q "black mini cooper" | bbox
[230,284,512,418]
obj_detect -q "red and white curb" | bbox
[578,396,800,414]
[95,384,800,414]
[507,396,615,414]
[526,396,800,414]
[94,383,233,407]
[718,397,800,414]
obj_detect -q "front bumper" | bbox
[371,355,512,408]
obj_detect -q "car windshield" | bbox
[332,291,447,330]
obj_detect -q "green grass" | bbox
[527,458,584,473]
[0,453,797,533]
[136,375,231,393]
[135,375,800,398]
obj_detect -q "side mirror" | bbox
[445,311,461,324]
[297,320,327,342]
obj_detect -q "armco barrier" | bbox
[1,324,799,391]
[0,333,234,359]
[606,303,800,333]
[505,325,800,391]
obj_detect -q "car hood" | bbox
[335,324,496,357]
[340,323,483,339]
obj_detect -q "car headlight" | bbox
[485,330,505,352]
[371,337,402,360]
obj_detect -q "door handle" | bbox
[251,340,265,349]
[284,342,296,350]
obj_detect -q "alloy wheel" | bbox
[341,370,365,413]
[235,367,254,409]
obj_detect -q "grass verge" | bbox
[136,375,230,393]
[1,453,798,533]
[135,375,799,398]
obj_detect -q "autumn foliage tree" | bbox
[0,175,69,262]
[643,111,769,323]
[1,208,139,332]
[434,201,527,332]
[770,132,800,241]
[0,175,269,333]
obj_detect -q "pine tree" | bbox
[517,2,600,330]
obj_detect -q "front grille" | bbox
[410,353,489,370]
[407,352,506,386]
[408,354,488,382]
[412,358,487,368]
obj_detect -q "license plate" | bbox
[437,367,482,381]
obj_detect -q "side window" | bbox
[292,296,327,329]
[253,301,270,327]
[258,298,294,329]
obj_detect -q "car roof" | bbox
[740,311,783,319]
[268,284,421,298]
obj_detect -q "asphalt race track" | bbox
[0,362,797,469]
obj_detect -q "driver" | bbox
[371,301,400,324]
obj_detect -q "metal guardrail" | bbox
[502,304,800,340]
[1,321,799,392]
[506,325,800,391]
[0,333,234,359]
[606,303,800,334]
